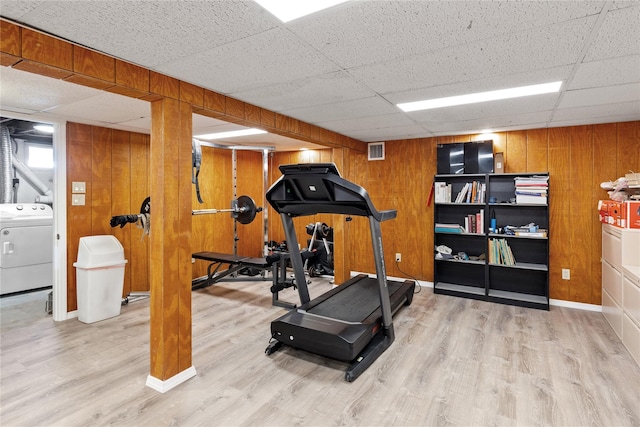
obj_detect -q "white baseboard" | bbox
[350,271,602,312]
[66,310,77,320]
[549,299,602,312]
[146,366,197,393]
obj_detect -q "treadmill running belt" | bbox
[307,277,404,322]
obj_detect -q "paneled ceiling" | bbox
[1,0,639,150]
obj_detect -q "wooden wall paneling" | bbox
[526,129,549,172]
[616,121,640,177]
[149,71,180,100]
[385,139,421,280]
[110,130,132,297]
[0,19,22,59]
[149,97,192,381]
[235,150,265,257]
[547,127,572,301]
[423,139,437,282]
[129,133,150,292]
[592,123,618,305]
[109,60,150,99]
[73,46,115,83]
[568,126,594,303]
[20,28,73,71]
[90,126,113,236]
[179,81,204,108]
[505,131,527,173]
[66,123,93,311]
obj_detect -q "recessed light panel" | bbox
[195,128,267,140]
[254,0,349,23]
[397,81,563,112]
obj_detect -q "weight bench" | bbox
[191,251,295,308]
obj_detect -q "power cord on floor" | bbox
[394,260,422,294]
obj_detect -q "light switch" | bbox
[72,181,86,193]
[72,194,85,206]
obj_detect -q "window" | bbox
[27,144,54,169]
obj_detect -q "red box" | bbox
[626,201,640,229]
[608,201,622,226]
[598,200,610,224]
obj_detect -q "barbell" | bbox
[192,195,263,224]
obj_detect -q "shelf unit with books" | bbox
[433,172,549,310]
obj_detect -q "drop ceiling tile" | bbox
[552,100,640,122]
[0,0,47,19]
[349,16,596,95]
[570,55,640,89]
[290,1,604,69]
[559,83,640,109]
[230,71,375,112]
[317,112,417,134]
[423,111,552,135]
[583,5,640,61]
[281,96,397,124]
[45,92,148,124]
[14,1,277,68]
[0,67,100,112]
[156,27,340,94]
[347,124,432,142]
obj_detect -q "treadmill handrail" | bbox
[266,163,396,222]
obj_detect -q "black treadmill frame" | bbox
[265,163,410,381]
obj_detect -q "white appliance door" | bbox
[1,225,53,268]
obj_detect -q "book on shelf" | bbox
[489,238,516,265]
[434,182,451,203]
[435,223,465,233]
[515,194,547,204]
[514,175,549,186]
[514,229,548,238]
[462,209,484,234]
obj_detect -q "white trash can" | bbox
[73,235,128,324]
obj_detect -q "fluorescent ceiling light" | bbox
[34,124,54,133]
[397,81,563,112]
[195,128,267,140]
[254,0,349,23]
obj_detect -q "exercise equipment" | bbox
[109,197,150,236]
[264,163,415,382]
[191,251,297,308]
[192,195,263,224]
[305,222,334,277]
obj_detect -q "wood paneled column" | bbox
[146,97,195,392]
[331,147,349,284]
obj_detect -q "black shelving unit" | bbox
[433,172,549,310]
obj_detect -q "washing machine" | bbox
[0,203,53,295]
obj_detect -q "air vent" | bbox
[368,142,385,161]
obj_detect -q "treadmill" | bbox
[265,163,415,382]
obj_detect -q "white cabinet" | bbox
[602,224,640,366]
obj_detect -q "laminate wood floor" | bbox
[1,279,639,427]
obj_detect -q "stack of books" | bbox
[435,223,465,234]
[434,182,452,203]
[514,176,548,204]
[454,181,486,204]
[488,238,516,265]
[463,209,484,234]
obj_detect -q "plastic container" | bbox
[73,235,127,323]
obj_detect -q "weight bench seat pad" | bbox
[192,251,269,268]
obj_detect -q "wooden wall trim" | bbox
[0,18,367,153]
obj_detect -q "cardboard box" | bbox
[494,152,504,174]
[627,201,640,229]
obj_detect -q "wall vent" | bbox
[368,142,385,161]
